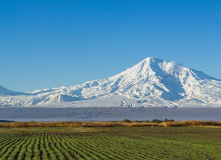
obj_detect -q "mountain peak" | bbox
[1,57,221,108]
[0,85,26,96]
[113,57,183,81]
[142,57,164,62]
[0,85,13,95]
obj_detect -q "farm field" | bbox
[0,127,221,160]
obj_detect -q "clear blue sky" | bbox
[1,0,221,92]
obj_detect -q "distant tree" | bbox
[164,119,175,122]
[151,119,163,123]
[122,119,131,123]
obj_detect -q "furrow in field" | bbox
[44,134,58,160]
[0,134,27,159]
[52,134,77,160]
[64,135,125,160]
[17,134,35,160]
[6,135,31,160]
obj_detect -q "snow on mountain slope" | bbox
[1,57,221,108]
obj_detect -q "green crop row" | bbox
[0,127,221,159]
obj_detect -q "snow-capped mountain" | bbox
[1,57,221,108]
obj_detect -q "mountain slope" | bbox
[1,57,221,107]
[0,85,25,96]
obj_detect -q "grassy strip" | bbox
[161,120,221,127]
[1,120,221,128]
[0,121,158,128]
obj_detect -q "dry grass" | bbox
[1,120,221,128]
[0,121,158,128]
[161,120,221,127]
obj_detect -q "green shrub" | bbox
[122,119,131,123]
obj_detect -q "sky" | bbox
[0,0,221,92]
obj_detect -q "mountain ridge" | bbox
[1,57,221,108]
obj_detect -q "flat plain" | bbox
[0,127,221,160]
[1,107,221,121]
